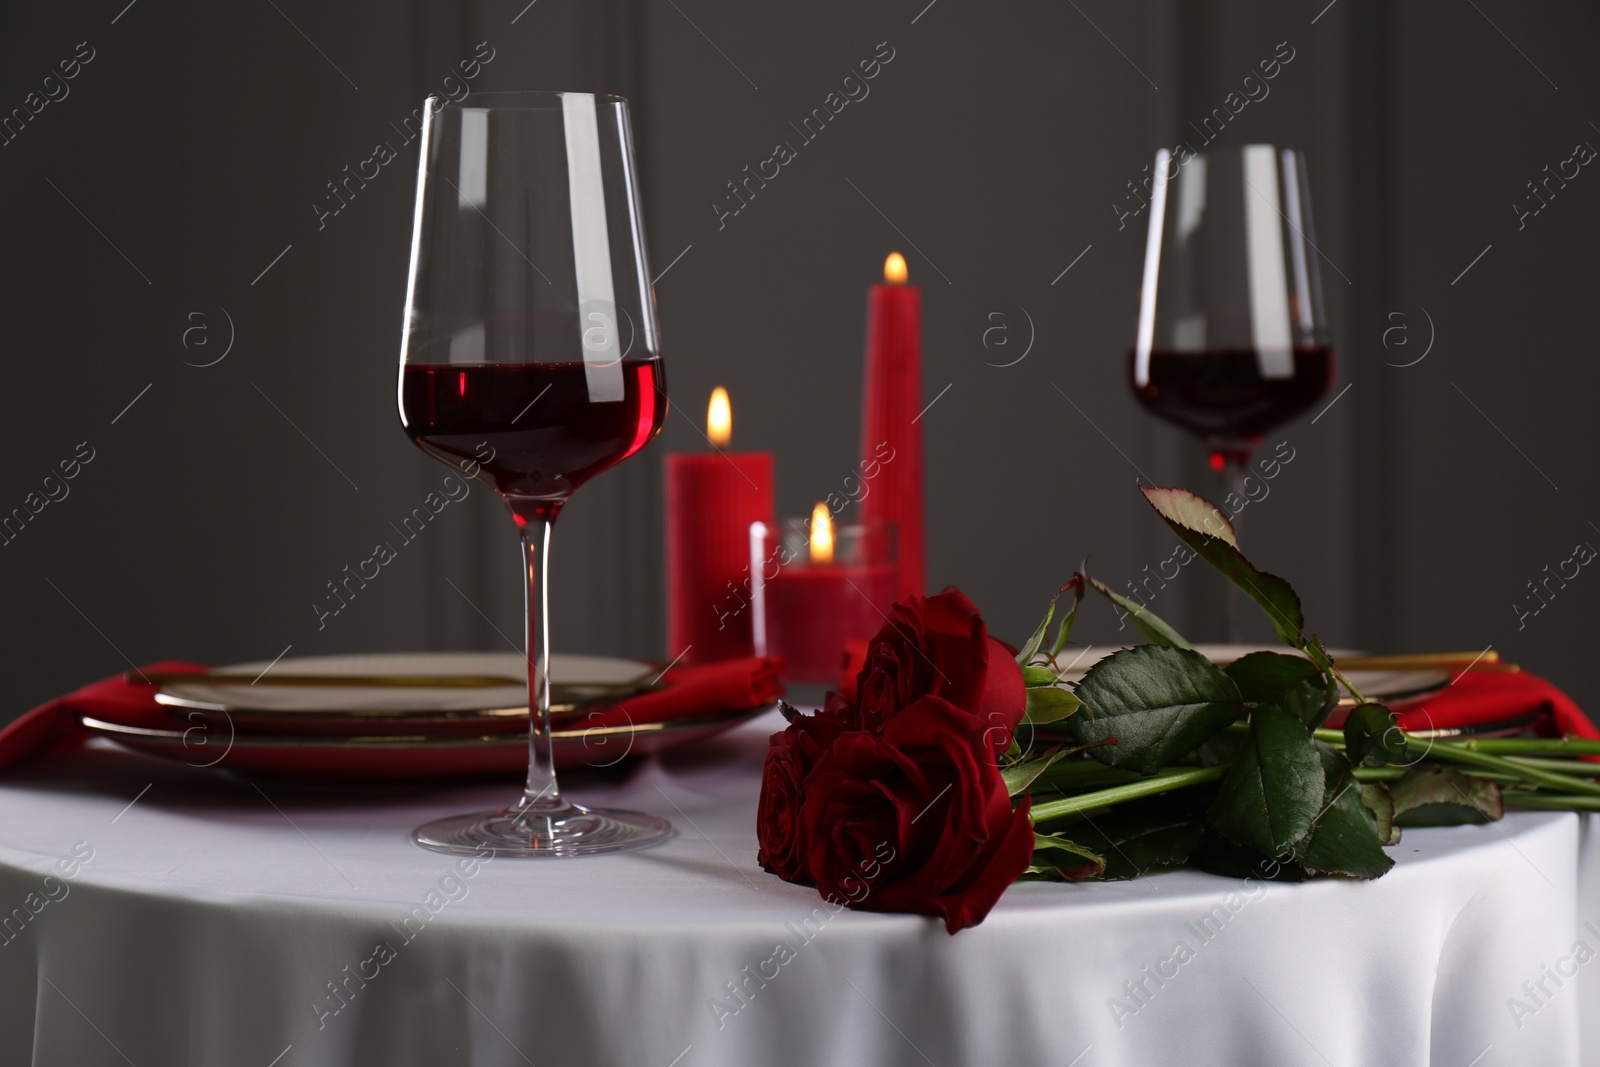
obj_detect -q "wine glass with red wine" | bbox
[398,92,672,856]
[1131,144,1333,488]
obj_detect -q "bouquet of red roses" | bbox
[757,486,1600,935]
[754,589,1036,933]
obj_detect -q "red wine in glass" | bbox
[1129,346,1334,469]
[1130,144,1333,639]
[402,360,666,520]
[398,91,675,858]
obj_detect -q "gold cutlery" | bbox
[1332,652,1515,673]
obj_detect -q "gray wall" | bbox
[2,1,1596,722]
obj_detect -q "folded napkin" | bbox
[574,657,784,730]
[0,656,784,771]
[0,660,205,770]
[1333,668,1600,743]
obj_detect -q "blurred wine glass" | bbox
[1131,144,1333,470]
[1129,144,1333,637]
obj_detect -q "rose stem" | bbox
[1502,756,1600,776]
[1311,730,1600,797]
[1448,737,1600,756]
[1502,793,1600,812]
[1409,747,1600,795]
[1029,765,1226,825]
[1026,762,1149,792]
[1310,728,1600,759]
[1351,766,1522,785]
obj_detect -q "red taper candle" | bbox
[858,252,924,600]
[665,388,774,663]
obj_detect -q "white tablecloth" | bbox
[1,710,1597,1067]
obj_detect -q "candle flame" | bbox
[810,503,834,565]
[707,387,732,447]
[884,252,908,285]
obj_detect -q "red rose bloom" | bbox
[851,587,1026,756]
[755,710,846,880]
[799,695,1034,933]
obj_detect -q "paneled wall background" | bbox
[2,1,1595,721]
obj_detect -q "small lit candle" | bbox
[859,252,924,601]
[754,506,897,686]
[664,388,774,663]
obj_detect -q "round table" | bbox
[1,710,1597,1067]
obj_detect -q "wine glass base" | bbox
[411,801,675,857]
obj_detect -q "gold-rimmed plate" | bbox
[155,652,652,735]
[81,702,774,781]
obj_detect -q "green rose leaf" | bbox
[1066,646,1243,771]
[1224,650,1317,699]
[1193,829,1307,882]
[1391,766,1503,826]
[1071,801,1207,881]
[1015,591,1058,667]
[1358,782,1400,846]
[1313,737,1347,779]
[1084,575,1192,650]
[1296,778,1396,878]
[1197,728,1244,767]
[1344,703,1406,766]
[1025,685,1084,725]
[1031,832,1106,882]
[1287,740,1394,878]
[1048,577,1086,658]
[1093,823,1204,881]
[1021,665,1061,687]
[1139,486,1307,648]
[1140,486,1242,547]
[1225,651,1338,728]
[1209,703,1324,855]
[1001,748,1069,797]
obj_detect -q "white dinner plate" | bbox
[1050,644,1449,707]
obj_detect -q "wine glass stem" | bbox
[520,516,563,812]
[1217,455,1249,643]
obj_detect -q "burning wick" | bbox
[707,386,731,447]
[810,503,834,565]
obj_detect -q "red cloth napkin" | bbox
[1350,669,1600,742]
[0,660,205,769]
[576,658,784,729]
[0,657,784,771]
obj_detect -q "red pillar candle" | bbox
[858,252,924,601]
[665,388,774,663]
